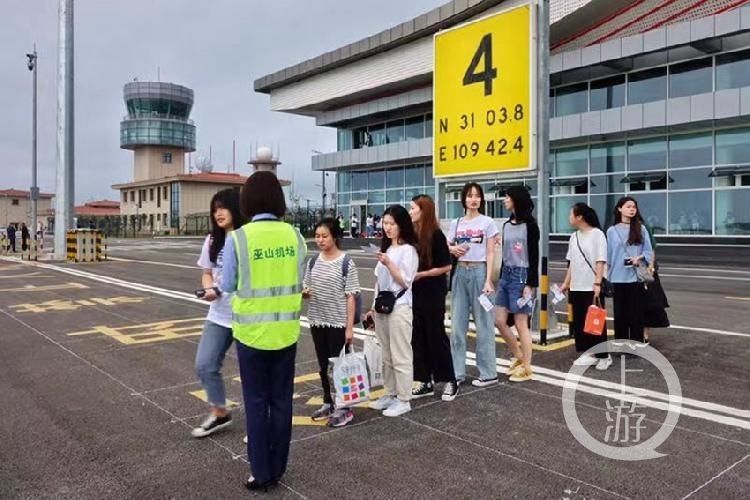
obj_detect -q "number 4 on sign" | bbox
[463,33,497,96]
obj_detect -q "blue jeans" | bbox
[195,321,234,408]
[450,263,497,381]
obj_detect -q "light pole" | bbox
[27,47,38,244]
[312,150,327,215]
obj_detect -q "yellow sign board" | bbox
[433,4,534,177]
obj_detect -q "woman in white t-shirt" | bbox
[191,189,247,438]
[561,203,612,371]
[364,205,419,418]
[448,183,500,388]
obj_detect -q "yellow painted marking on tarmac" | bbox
[231,372,322,385]
[305,388,386,408]
[725,296,750,301]
[0,282,88,293]
[11,296,148,314]
[291,416,328,427]
[67,317,204,345]
[188,389,239,408]
[466,331,575,351]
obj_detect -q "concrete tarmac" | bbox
[0,237,748,498]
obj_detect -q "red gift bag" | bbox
[584,299,607,336]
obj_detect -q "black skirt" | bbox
[643,271,670,328]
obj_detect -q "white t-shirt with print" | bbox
[448,215,500,262]
[197,235,233,328]
[565,228,608,292]
[374,244,419,308]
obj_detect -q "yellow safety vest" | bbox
[231,220,306,350]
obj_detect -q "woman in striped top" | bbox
[302,218,361,427]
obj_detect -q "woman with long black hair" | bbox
[606,196,654,344]
[365,205,419,417]
[409,195,457,402]
[191,188,247,438]
[561,203,611,371]
[495,186,539,382]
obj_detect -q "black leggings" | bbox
[569,291,607,358]
[612,283,645,343]
[412,294,455,384]
[310,326,347,406]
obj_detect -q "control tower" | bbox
[119,81,196,181]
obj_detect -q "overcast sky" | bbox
[1,0,442,205]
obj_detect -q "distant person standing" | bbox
[21,223,30,252]
[7,224,16,253]
[366,214,374,238]
[351,213,359,238]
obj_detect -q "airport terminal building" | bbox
[255,0,750,241]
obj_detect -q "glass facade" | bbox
[550,50,750,117]
[120,119,196,150]
[529,128,750,235]
[339,113,432,151]
[170,183,180,228]
[335,163,434,221]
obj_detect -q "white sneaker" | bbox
[369,395,397,411]
[596,356,613,371]
[573,354,598,367]
[382,400,411,417]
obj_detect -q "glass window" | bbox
[628,67,667,105]
[353,127,367,149]
[669,168,712,190]
[555,147,588,177]
[405,188,422,202]
[337,172,351,193]
[425,164,435,187]
[337,129,353,151]
[369,124,386,146]
[368,170,385,191]
[590,142,625,174]
[590,76,625,111]
[386,167,404,189]
[149,189,154,202]
[386,189,404,204]
[405,165,424,187]
[628,138,667,171]
[669,191,712,235]
[337,192,350,206]
[351,171,368,192]
[386,119,405,144]
[555,82,588,116]
[162,152,172,164]
[634,193,667,234]
[590,195,619,231]
[669,133,712,169]
[424,186,436,200]
[716,49,750,91]
[552,196,587,233]
[404,116,425,140]
[369,190,385,204]
[425,114,433,138]
[716,127,750,165]
[716,188,750,235]
[590,175,620,195]
[446,201,463,219]
[163,186,168,199]
[669,58,712,98]
[369,204,385,217]
[130,191,135,202]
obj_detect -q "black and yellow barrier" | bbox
[67,229,107,263]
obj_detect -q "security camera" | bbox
[26,53,36,71]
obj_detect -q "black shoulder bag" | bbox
[374,289,407,314]
[447,217,462,292]
[575,232,614,298]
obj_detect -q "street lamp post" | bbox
[27,47,38,244]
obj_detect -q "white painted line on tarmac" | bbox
[15,258,750,432]
[108,256,197,270]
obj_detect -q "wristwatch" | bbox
[212,286,222,297]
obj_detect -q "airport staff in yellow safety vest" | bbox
[220,171,306,492]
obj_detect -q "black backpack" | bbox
[307,254,363,325]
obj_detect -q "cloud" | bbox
[0,0,441,204]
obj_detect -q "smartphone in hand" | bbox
[362,316,375,330]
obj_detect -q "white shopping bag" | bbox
[363,337,384,388]
[332,344,370,408]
